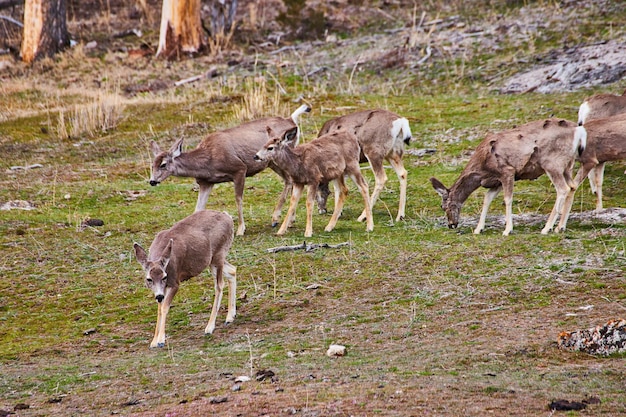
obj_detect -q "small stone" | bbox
[326,344,347,357]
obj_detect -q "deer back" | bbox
[579,113,626,163]
[148,210,234,284]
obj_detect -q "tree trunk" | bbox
[209,0,237,37]
[156,0,204,60]
[21,0,69,63]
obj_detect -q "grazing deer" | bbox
[149,104,311,236]
[430,118,585,236]
[577,89,626,211]
[254,126,374,237]
[133,210,236,348]
[556,113,626,232]
[315,109,412,222]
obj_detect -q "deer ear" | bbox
[282,127,298,144]
[170,138,184,159]
[149,141,161,157]
[133,243,148,269]
[429,177,449,198]
[161,239,173,268]
[266,126,275,137]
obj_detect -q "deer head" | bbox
[430,177,461,229]
[254,126,298,162]
[149,139,183,186]
[133,239,173,303]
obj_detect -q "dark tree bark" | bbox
[208,0,237,37]
[21,0,69,63]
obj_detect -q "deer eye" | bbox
[267,146,274,151]
[159,162,167,169]
[146,278,153,284]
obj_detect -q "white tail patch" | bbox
[578,101,591,125]
[573,125,587,154]
[391,117,412,144]
[290,104,312,144]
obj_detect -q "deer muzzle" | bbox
[155,294,164,303]
[149,180,160,186]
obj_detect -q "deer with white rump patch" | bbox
[133,210,236,348]
[254,126,374,237]
[315,109,412,222]
[556,113,626,232]
[430,118,585,236]
[148,104,311,236]
[577,89,626,211]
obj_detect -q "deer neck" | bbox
[274,146,306,182]
[172,148,214,178]
[449,172,484,205]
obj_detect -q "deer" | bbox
[148,104,311,236]
[555,112,626,232]
[133,210,237,348]
[430,118,585,236]
[577,89,626,211]
[254,126,374,237]
[314,109,412,223]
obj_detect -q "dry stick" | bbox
[266,241,351,253]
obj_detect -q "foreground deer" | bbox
[556,113,626,232]
[133,210,236,348]
[315,109,412,222]
[430,118,585,236]
[577,89,626,210]
[254,126,373,237]
[149,104,311,236]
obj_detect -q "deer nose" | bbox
[149,180,160,186]
[155,294,164,303]
[253,155,261,161]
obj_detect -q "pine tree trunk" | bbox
[156,0,204,59]
[21,0,69,63]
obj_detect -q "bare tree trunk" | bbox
[156,0,204,59]
[21,0,69,63]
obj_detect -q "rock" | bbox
[326,344,347,357]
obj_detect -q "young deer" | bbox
[149,104,310,236]
[315,109,412,222]
[133,210,236,348]
[557,113,626,232]
[254,126,374,237]
[430,118,585,236]
[577,89,626,210]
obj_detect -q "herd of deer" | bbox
[134,89,626,347]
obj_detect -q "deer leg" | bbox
[387,153,408,222]
[501,175,515,236]
[233,173,246,236]
[474,187,500,234]
[555,166,592,233]
[305,184,317,237]
[351,172,374,232]
[541,172,570,234]
[278,184,303,235]
[271,178,293,227]
[223,261,237,325]
[151,286,177,348]
[358,158,386,222]
[206,266,226,335]
[325,177,348,233]
[588,162,605,211]
[316,182,331,214]
[195,181,214,212]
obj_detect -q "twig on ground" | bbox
[266,241,351,253]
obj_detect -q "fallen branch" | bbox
[266,241,351,253]
[0,14,22,27]
[174,67,219,86]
